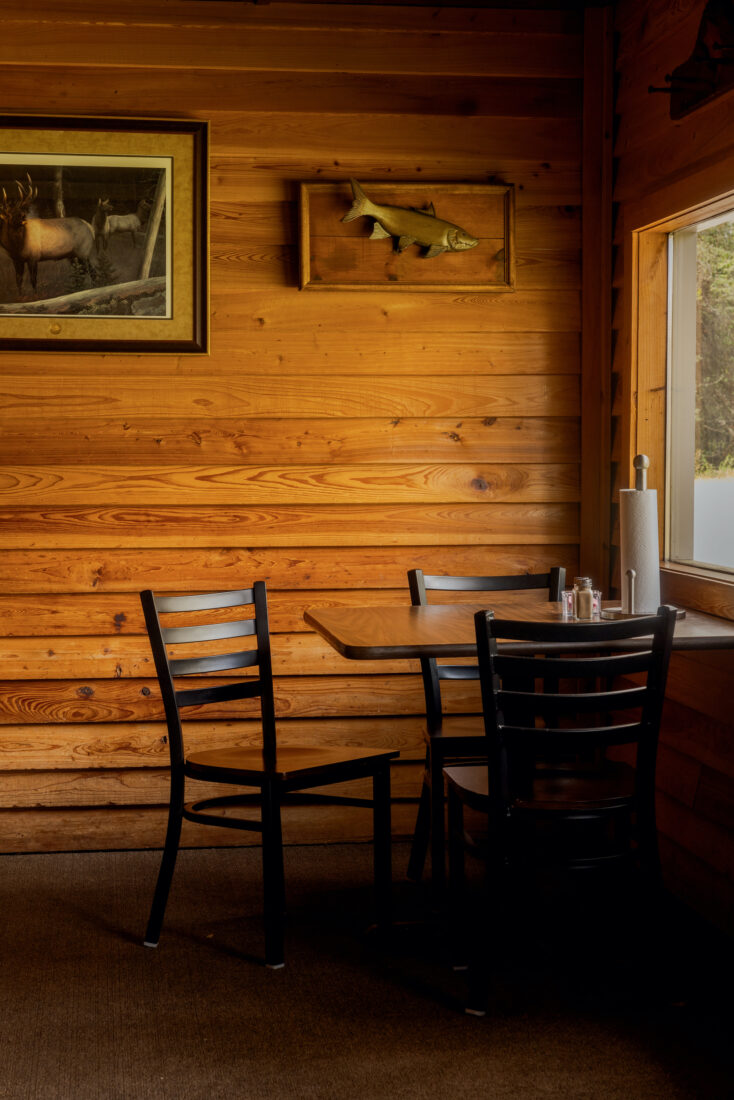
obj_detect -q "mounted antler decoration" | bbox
[648,0,734,119]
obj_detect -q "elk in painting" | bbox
[92,197,113,253]
[94,196,151,250]
[0,177,96,295]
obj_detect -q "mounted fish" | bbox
[342,178,479,258]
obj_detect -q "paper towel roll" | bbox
[619,488,660,613]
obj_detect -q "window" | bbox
[667,210,734,575]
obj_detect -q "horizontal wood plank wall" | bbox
[0,1,582,853]
[614,0,734,930]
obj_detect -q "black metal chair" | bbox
[140,582,399,969]
[406,567,566,892]
[445,605,676,1015]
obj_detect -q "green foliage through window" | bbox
[696,220,734,475]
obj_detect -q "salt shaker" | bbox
[573,576,594,621]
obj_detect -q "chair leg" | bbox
[463,858,501,1019]
[464,906,491,1018]
[447,783,468,970]
[429,752,447,893]
[637,811,662,883]
[406,768,431,882]
[372,764,393,930]
[144,774,184,947]
[261,781,286,969]
[447,783,495,1017]
[446,786,490,1015]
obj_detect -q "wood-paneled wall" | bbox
[0,1,583,853]
[614,0,734,930]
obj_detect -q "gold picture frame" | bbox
[0,114,208,353]
[299,179,514,292]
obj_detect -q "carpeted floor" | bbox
[0,842,731,1100]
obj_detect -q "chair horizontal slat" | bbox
[162,618,256,644]
[422,573,551,592]
[488,613,665,643]
[174,678,262,709]
[495,650,655,678]
[502,721,645,751]
[499,685,647,715]
[154,588,255,613]
[170,649,260,676]
[437,664,479,681]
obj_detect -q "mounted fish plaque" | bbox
[299,180,514,292]
[342,179,479,259]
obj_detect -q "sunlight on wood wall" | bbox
[0,1,582,852]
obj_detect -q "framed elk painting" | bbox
[0,115,208,353]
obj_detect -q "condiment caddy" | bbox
[561,576,602,621]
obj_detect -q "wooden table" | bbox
[304,595,734,659]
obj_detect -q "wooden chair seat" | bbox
[445,759,635,815]
[186,744,397,785]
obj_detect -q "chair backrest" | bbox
[473,606,676,823]
[140,582,276,769]
[407,567,566,731]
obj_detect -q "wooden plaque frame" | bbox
[299,180,514,292]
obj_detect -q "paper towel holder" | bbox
[601,455,686,620]
[602,567,662,620]
[601,568,642,620]
[634,453,650,491]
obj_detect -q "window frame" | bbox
[666,225,697,566]
[628,185,734,620]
